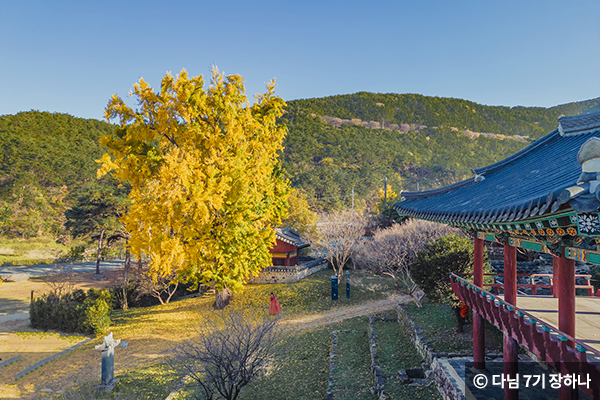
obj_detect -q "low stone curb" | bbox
[396,305,506,400]
[15,338,93,379]
[0,355,22,368]
[325,331,338,400]
[367,316,387,400]
[325,329,367,400]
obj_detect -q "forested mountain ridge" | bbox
[281,93,600,210]
[0,111,114,237]
[286,93,600,140]
[2,93,599,237]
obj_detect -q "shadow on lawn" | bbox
[0,298,30,314]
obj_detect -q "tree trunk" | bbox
[453,306,465,333]
[214,287,232,310]
[96,229,105,275]
[122,247,131,310]
[164,282,178,304]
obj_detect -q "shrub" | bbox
[30,288,112,335]
[170,311,281,400]
[65,245,86,262]
[410,234,474,307]
[83,296,111,334]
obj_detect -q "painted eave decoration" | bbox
[394,111,600,258]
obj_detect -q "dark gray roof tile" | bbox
[394,112,600,224]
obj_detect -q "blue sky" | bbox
[1,0,599,120]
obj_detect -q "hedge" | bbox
[30,288,111,335]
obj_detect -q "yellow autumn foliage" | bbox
[377,184,398,213]
[98,68,289,292]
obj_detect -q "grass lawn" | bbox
[52,363,180,400]
[0,236,70,267]
[2,268,503,399]
[239,317,373,400]
[328,322,373,400]
[372,311,441,400]
[403,298,503,354]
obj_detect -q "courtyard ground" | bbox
[0,268,474,399]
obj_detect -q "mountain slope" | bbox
[2,94,599,236]
[282,94,600,210]
[0,111,114,236]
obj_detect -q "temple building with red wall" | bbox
[270,227,309,266]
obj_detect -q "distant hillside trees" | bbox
[281,112,527,211]
[0,111,114,238]
[2,94,599,238]
[287,93,600,140]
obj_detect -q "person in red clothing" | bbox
[269,292,282,315]
[460,302,469,323]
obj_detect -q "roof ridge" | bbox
[558,110,600,137]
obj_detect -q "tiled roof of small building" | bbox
[395,111,600,225]
[275,227,309,249]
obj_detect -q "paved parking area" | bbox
[0,260,125,277]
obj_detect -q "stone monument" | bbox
[95,332,121,391]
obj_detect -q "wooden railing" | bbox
[450,273,600,399]
[462,273,596,296]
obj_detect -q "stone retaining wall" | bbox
[397,305,506,400]
[248,258,328,284]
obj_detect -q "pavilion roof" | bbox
[395,111,600,226]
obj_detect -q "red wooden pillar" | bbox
[552,256,558,297]
[504,239,517,306]
[503,238,518,400]
[473,236,485,369]
[558,252,575,340]
[557,249,576,400]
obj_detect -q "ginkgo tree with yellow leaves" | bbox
[98,68,289,309]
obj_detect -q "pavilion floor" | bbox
[498,294,600,356]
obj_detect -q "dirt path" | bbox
[283,294,414,330]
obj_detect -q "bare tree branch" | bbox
[310,210,368,278]
[170,311,281,400]
[354,219,459,307]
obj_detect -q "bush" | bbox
[83,295,111,334]
[66,245,86,262]
[171,311,281,400]
[30,288,112,335]
[410,234,474,307]
[108,280,197,310]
